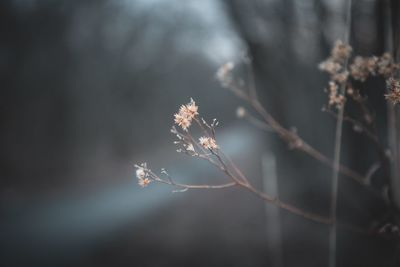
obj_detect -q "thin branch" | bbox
[229,83,370,183]
[323,108,379,145]
[324,108,390,177]
[224,78,387,200]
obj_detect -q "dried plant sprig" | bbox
[319,40,352,109]
[348,53,399,82]
[135,99,398,241]
[135,163,152,187]
[134,163,236,190]
[377,53,399,78]
[331,40,352,63]
[327,81,346,108]
[137,99,333,223]
[318,41,395,187]
[216,61,235,88]
[199,136,218,150]
[173,98,199,131]
[385,77,400,105]
[217,59,386,200]
[349,56,379,81]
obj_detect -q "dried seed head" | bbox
[135,163,152,188]
[331,40,352,63]
[138,178,151,188]
[332,71,349,84]
[327,81,345,109]
[216,62,235,87]
[378,53,399,78]
[319,59,342,75]
[199,136,218,150]
[385,77,400,105]
[350,56,374,81]
[136,168,146,179]
[186,143,195,152]
[236,106,246,118]
[174,98,199,131]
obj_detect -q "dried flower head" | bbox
[186,143,195,153]
[319,41,351,82]
[136,168,146,179]
[350,56,371,81]
[366,56,379,75]
[174,113,191,131]
[138,177,151,187]
[236,106,246,118]
[349,55,381,82]
[199,136,218,150]
[174,98,199,131]
[216,61,235,87]
[327,81,345,108]
[135,163,151,187]
[331,40,352,63]
[378,53,399,78]
[385,77,400,105]
[318,59,342,75]
[332,70,349,84]
[179,98,199,118]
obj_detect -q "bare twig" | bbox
[323,108,379,145]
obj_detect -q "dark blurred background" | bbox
[0,0,399,266]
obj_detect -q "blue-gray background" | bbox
[0,0,397,266]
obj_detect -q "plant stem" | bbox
[328,1,352,267]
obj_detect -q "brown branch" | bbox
[324,108,379,145]
[324,108,390,180]
[226,82,385,200]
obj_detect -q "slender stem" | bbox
[329,2,352,267]
[387,0,400,209]
[240,181,331,224]
[173,181,236,189]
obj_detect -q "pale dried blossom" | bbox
[179,99,199,118]
[318,59,342,75]
[319,40,352,105]
[138,177,151,187]
[186,143,195,153]
[349,54,398,81]
[332,70,349,84]
[199,136,218,150]
[136,168,146,179]
[350,56,372,81]
[331,40,352,63]
[236,106,246,118]
[174,98,199,131]
[327,81,345,108]
[216,61,235,87]
[174,113,191,131]
[135,163,151,187]
[366,56,379,74]
[349,56,381,81]
[319,40,351,78]
[385,77,400,105]
[377,53,399,78]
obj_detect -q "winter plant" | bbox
[135,40,400,264]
